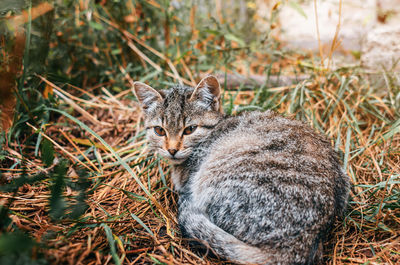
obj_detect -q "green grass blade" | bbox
[129,211,154,237]
[101,224,121,265]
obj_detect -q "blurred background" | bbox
[0,1,399,264]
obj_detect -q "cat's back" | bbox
[185,110,348,258]
[192,110,340,193]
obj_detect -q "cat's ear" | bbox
[190,75,221,112]
[132,82,163,114]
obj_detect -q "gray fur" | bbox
[133,76,350,265]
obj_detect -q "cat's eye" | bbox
[154,126,166,136]
[183,125,197,135]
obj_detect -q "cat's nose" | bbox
[168,149,178,156]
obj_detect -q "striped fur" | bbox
[133,76,350,264]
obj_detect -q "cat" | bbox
[133,75,350,265]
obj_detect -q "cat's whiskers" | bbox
[176,147,192,158]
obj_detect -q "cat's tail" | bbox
[179,206,281,264]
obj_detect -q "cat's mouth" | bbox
[158,148,191,164]
[168,157,186,165]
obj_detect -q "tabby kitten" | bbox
[133,76,350,265]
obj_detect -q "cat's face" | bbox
[133,76,223,164]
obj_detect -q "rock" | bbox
[361,25,400,72]
[256,0,377,52]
